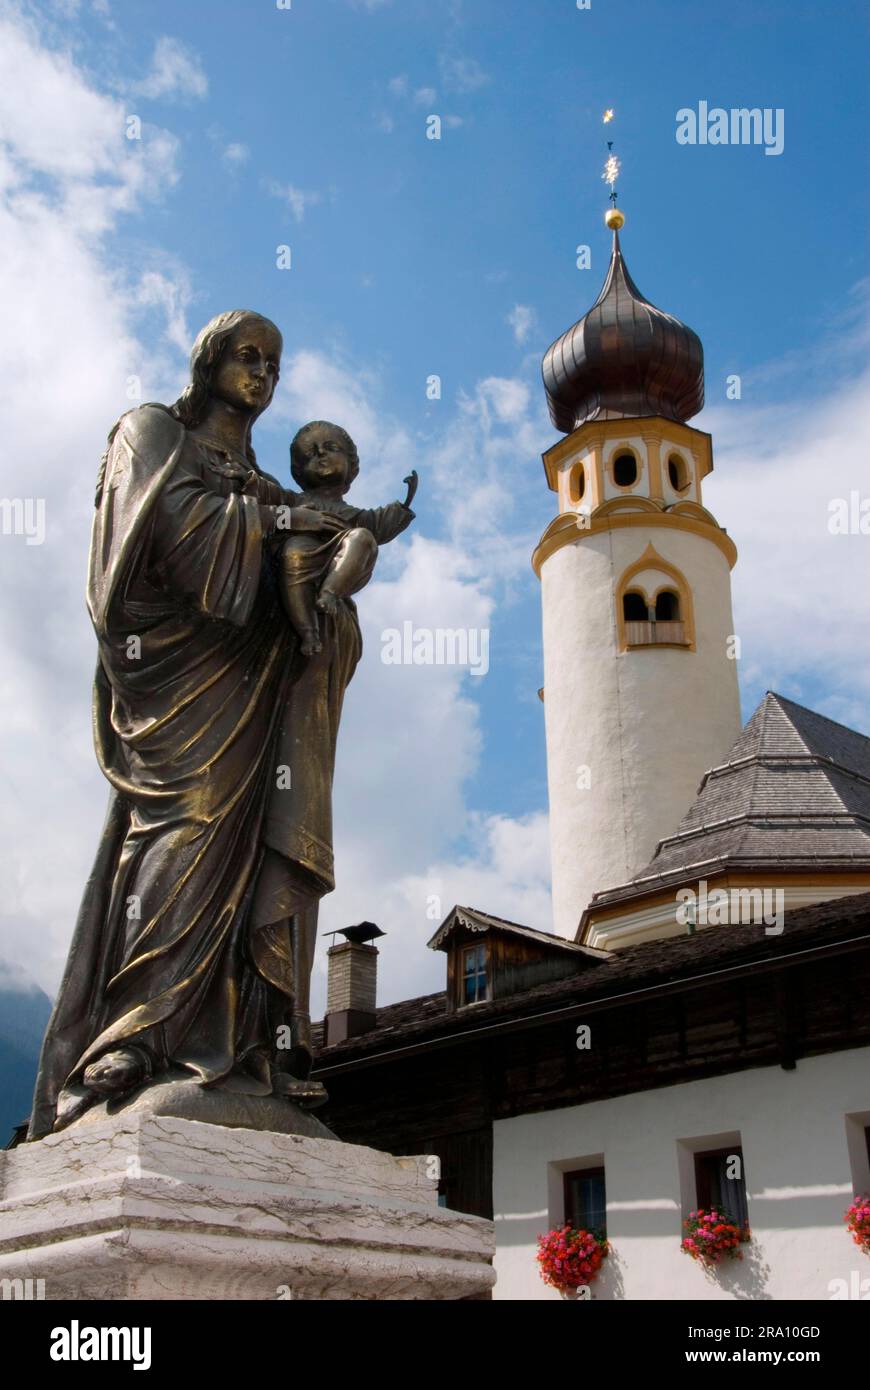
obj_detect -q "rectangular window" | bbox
[563,1165,607,1237]
[843,1113,870,1196]
[461,943,488,1006]
[695,1146,748,1227]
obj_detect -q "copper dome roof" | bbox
[542,231,704,433]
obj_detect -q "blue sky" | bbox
[96,0,867,814]
[1,0,868,1008]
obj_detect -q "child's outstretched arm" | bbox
[352,471,420,545]
[402,469,418,509]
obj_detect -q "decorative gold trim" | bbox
[532,507,738,575]
[643,432,664,501]
[669,500,718,523]
[542,416,713,493]
[596,495,660,517]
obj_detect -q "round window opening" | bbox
[668,454,690,492]
[613,452,638,487]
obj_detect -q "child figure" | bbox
[280,420,417,655]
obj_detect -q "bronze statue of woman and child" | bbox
[28,310,418,1139]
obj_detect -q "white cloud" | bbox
[264,349,553,1012]
[266,179,323,223]
[438,53,489,93]
[477,376,531,424]
[223,141,249,166]
[507,303,537,346]
[700,366,870,730]
[133,266,192,354]
[0,958,45,993]
[414,86,437,107]
[0,16,130,182]
[388,75,408,97]
[0,7,191,993]
[131,36,207,103]
[312,540,550,1011]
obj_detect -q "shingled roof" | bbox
[313,890,870,1067]
[589,692,870,910]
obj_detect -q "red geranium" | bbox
[845,1195,870,1253]
[537,1224,609,1292]
[681,1208,751,1266]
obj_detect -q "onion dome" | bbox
[542,229,704,433]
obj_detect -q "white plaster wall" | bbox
[541,522,741,938]
[492,1046,870,1301]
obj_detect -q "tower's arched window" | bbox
[613,452,638,487]
[667,454,690,493]
[617,549,694,651]
[655,590,681,621]
[623,591,648,622]
[568,462,586,503]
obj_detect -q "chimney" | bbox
[324,922,384,1045]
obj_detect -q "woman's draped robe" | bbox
[29,405,361,1138]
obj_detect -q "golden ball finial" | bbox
[605,207,625,230]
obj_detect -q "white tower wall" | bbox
[541,521,741,938]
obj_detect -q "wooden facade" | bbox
[313,898,870,1222]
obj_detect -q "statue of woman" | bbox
[29,310,359,1137]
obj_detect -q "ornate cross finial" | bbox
[601,109,625,231]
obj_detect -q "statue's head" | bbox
[289,420,360,493]
[173,310,283,430]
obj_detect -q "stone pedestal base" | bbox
[0,1112,495,1300]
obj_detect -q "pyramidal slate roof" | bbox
[590,692,870,907]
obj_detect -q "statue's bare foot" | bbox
[315,587,339,618]
[272,1073,329,1110]
[299,626,322,657]
[83,1047,147,1097]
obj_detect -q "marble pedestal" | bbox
[0,1099,495,1300]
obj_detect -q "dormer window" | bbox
[461,943,489,1006]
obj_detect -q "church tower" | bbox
[535,208,742,938]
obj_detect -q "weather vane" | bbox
[601,109,625,231]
